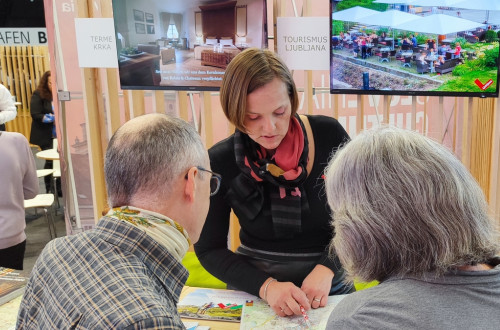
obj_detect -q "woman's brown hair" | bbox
[219,48,299,132]
[36,71,52,101]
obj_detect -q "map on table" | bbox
[240,295,347,329]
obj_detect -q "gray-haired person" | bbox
[17,113,221,329]
[325,126,500,329]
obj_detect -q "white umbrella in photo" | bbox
[409,0,463,6]
[331,6,381,22]
[359,10,421,49]
[395,14,484,35]
[359,10,420,26]
[373,0,415,4]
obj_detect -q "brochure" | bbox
[0,267,30,306]
[177,288,257,323]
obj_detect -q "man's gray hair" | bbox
[325,126,499,283]
[105,114,206,207]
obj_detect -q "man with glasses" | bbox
[17,113,218,329]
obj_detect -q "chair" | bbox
[137,44,160,55]
[53,157,61,211]
[24,194,57,239]
[416,61,430,74]
[161,48,176,64]
[389,50,397,61]
[379,52,389,62]
[401,56,412,68]
[332,38,342,50]
[50,138,62,211]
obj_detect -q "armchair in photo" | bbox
[416,61,430,74]
[137,44,160,55]
[435,58,461,74]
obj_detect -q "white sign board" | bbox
[0,28,48,45]
[74,18,118,68]
[277,17,329,71]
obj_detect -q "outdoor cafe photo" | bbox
[330,0,499,94]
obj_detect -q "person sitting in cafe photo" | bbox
[434,55,445,70]
[438,44,449,56]
[417,51,427,64]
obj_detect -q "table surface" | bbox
[36,149,59,160]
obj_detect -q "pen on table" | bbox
[299,305,312,329]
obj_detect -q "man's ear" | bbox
[184,166,198,203]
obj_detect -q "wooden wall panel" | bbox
[0,46,49,139]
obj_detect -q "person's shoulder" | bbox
[327,284,404,329]
[305,115,349,142]
[2,131,27,140]
[208,134,235,160]
[1,131,29,146]
[306,114,342,129]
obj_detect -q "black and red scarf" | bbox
[227,115,309,239]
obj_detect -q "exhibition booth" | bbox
[0,0,499,327]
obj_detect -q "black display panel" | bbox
[112,0,267,91]
[330,1,499,98]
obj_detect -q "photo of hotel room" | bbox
[112,0,267,90]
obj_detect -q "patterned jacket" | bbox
[17,216,189,329]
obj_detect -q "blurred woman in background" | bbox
[29,71,58,195]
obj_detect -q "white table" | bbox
[36,149,59,161]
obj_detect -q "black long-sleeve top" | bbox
[194,115,350,296]
[29,90,53,149]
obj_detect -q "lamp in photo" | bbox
[236,36,247,47]
[195,34,203,46]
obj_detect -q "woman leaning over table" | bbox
[194,48,353,317]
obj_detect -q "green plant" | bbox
[485,30,497,43]
[377,27,389,35]
[483,46,499,68]
[416,34,427,45]
[452,64,471,76]
[332,20,344,35]
[120,47,139,55]
[436,70,497,92]
[453,37,467,48]
[336,0,388,11]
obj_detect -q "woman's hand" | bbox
[301,264,334,309]
[261,279,311,317]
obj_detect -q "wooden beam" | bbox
[77,0,107,222]
[178,91,189,121]
[201,92,214,148]
[131,90,145,118]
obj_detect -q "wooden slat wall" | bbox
[0,46,50,139]
[469,98,496,202]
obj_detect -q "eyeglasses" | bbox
[195,166,222,196]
